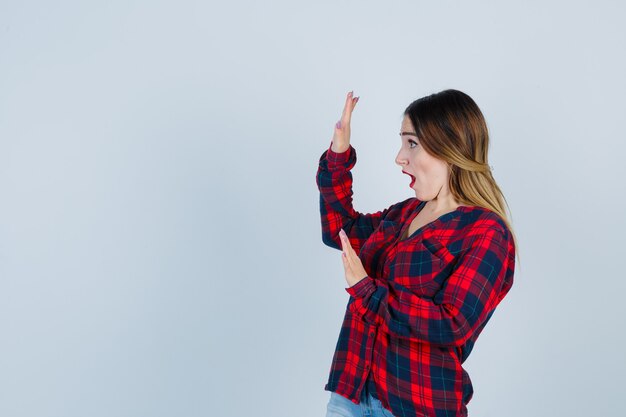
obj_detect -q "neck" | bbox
[423,195,461,214]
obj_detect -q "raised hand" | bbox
[331,91,359,153]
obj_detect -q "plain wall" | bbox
[1,1,624,416]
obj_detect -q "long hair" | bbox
[404,89,519,264]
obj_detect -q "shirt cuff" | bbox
[327,140,353,165]
[345,275,376,298]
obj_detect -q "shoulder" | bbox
[380,197,420,222]
[452,206,512,254]
[458,206,509,235]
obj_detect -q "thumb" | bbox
[341,251,350,269]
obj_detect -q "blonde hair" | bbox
[404,89,520,265]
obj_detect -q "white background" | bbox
[1,1,625,416]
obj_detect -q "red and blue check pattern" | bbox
[317,141,515,417]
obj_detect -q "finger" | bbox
[339,228,350,248]
[341,251,353,277]
[339,233,355,265]
[339,230,354,254]
[338,230,349,256]
[341,91,354,123]
[345,95,359,124]
[342,91,353,114]
[339,230,345,252]
[341,251,353,275]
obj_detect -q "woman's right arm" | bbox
[316,140,395,255]
[316,91,396,254]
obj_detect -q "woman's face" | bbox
[395,115,450,201]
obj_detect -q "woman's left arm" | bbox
[346,225,515,347]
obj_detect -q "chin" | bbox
[414,191,432,201]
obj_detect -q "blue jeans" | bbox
[325,384,395,417]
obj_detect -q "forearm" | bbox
[346,227,512,347]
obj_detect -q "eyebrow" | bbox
[399,132,418,137]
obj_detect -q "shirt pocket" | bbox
[391,236,456,299]
[377,219,401,242]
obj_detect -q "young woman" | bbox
[316,90,517,417]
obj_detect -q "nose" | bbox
[395,151,406,167]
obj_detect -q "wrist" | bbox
[330,142,350,154]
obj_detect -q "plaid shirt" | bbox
[316,141,515,417]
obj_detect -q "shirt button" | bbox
[369,331,375,337]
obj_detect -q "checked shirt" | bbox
[317,142,515,417]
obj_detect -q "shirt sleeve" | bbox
[316,140,395,256]
[345,225,514,347]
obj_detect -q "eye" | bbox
[408,139,418,149]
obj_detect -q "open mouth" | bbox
[403,172,415,187]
